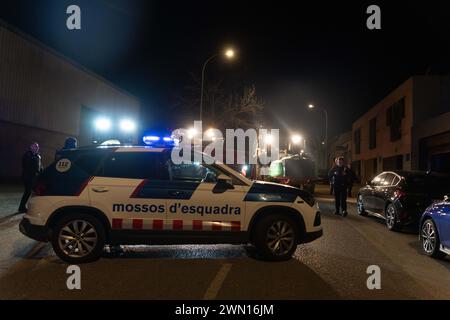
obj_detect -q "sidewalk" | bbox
[314,183,359,204]
[0,184,22,220]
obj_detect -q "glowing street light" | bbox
[187,127,198,140]
[225,49,235,59]
[200,47,237,121]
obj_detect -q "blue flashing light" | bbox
[143,134,177,147]
[143,136,160,143]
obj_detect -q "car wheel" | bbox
[51,213,106,264]
[253,214,300,261]
[357,195,368,216]
[385,204,401,231]
[384,203,400,231]
[421,219,446,259]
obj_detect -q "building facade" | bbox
[351,76,450,183]
[0,22,141,180]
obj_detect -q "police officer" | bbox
[63,137,77,149]
[55,137,77,161]
[18,142,42,213]
[328,156,350,217]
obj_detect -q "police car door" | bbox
[90,151,169,233]
[165,160,246,236]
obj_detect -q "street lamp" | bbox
[308,104,329,168]
[200,48,236,121]
[187,127,198,140]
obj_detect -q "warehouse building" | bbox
[0,21,141,180]
[351,75,450,183]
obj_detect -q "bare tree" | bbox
[215,85,264,130]
[174,75,264,130]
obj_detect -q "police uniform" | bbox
[328,164,350,216]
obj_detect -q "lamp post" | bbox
[199,49,235,121]
[308,104,329,168]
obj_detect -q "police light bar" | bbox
[143,135,177,147]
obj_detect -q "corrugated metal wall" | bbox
[0,23,141,179]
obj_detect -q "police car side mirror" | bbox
[213,174,234,193]
[217,174,233,186]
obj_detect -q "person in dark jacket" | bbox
[64,137,77,149]
[18,142,42,213]
[55,137,78,161]
[328,156,350,217]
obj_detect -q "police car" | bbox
[19,145,322,263]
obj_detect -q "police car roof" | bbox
[58,145,170,155]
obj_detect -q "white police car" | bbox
[20,146,322,263]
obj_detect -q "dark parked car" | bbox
[357,171,450,231]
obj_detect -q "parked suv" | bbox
[357,171,450,231]
[19,146,322,263]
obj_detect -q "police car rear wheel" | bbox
[51,213,105,264]
[253,214,299,261]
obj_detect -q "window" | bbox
[382,173,395,186]
[392,175,400,186]
[167,162,221,183]
[386,97,405,142]
[99,153,169,180]
[369,117,377,149]
[74,152,105,175]
[371,173,384,186]
[354,128,361,155]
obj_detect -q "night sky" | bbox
[1,0,449,140]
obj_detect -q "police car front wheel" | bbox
[253,214,299,261]
[51,213,106,264]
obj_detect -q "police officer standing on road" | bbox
[328,156,350,217]
[18,142,42,213]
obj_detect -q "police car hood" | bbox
[245,180,314,204]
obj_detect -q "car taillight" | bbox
[394,189,406,199]
[33,183,47,196]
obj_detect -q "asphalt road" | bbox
[1,200,450,300]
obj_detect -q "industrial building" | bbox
[351,76,450,183]
[0,21,141,180]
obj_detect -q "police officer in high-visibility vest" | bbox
[328,156,351,217]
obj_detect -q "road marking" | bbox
[203,263,232,300]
